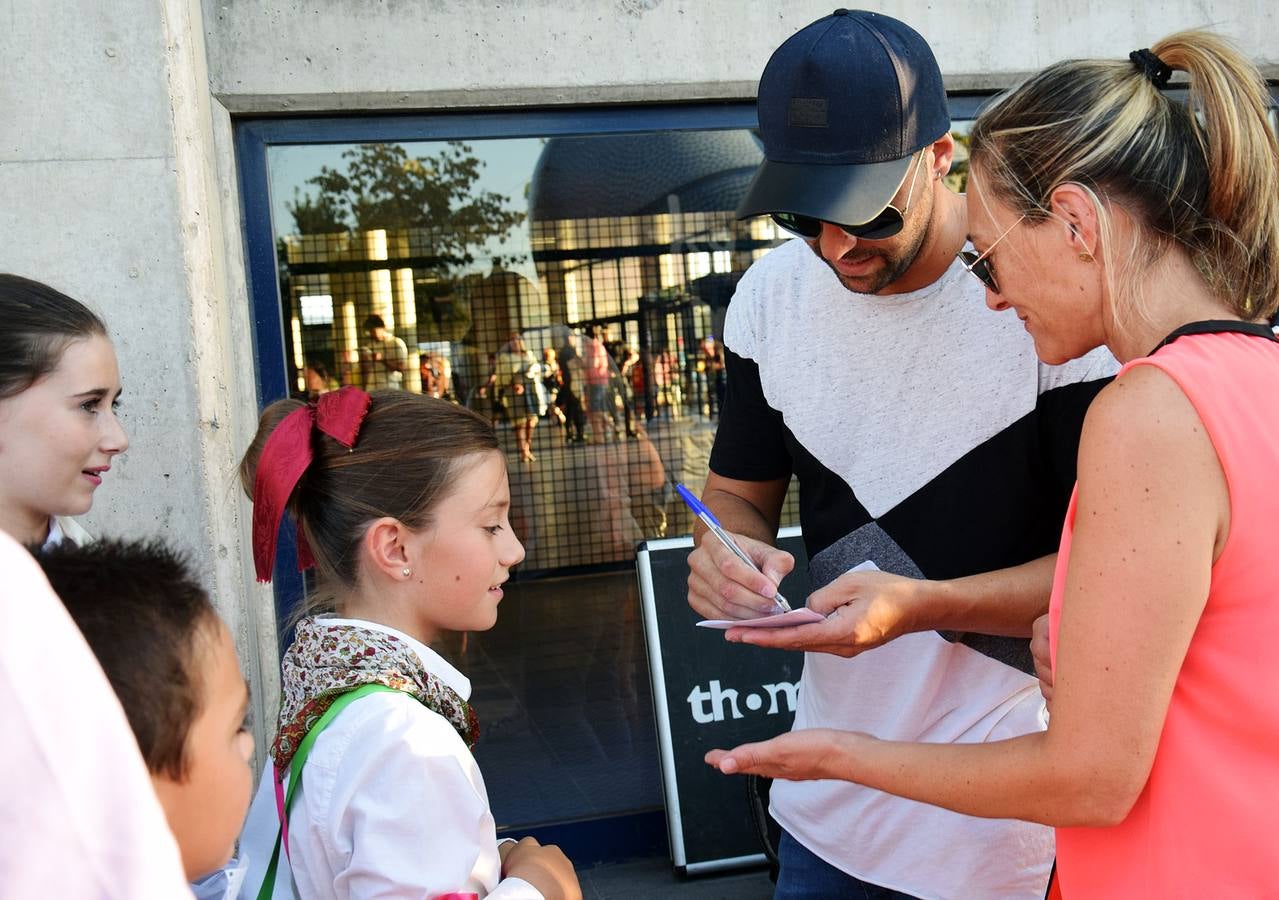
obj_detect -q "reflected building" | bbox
[272,128,791,572]
[528,130,776,407]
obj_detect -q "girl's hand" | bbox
[501,836,582,900]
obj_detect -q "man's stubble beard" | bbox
[811,190,935,296]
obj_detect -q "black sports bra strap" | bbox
[1149,319,1278,356]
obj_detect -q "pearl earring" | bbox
[402,567,411,578]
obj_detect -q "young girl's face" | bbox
[153,619,254,880]
[0,335,128,539]
[405,451,525,640]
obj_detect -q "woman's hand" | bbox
[705,729,858,781]
[1030,613,1054,712]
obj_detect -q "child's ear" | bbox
[362,517,411,580]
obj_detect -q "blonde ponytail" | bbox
[1153,31,1279,317]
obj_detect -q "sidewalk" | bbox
[579,857,773,899]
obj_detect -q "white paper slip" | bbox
[694,560,881,629]
[696,607,825,630]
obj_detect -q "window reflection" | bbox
[270,131,800,571]
[266,125,971,828]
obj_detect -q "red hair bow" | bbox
[251,387,372,582]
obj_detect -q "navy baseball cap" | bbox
[737,9,950,226]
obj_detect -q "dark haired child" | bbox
[237,388,579,899]
[39,537,254,889]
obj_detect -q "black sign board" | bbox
[637,527,810,875]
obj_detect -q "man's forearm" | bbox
[920,554,1057,638]
[695,486,784,547]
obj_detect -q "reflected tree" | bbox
[288,190,346,235]
[288,142,525,270]
[945,130,972,194]
[287,142,528,343]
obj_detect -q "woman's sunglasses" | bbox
[957,215,1025,294]
[770,153,926,242]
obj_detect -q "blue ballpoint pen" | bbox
[675,483,792,612]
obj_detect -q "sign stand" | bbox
[636,527,810,875]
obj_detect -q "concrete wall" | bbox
[0,0,277,763]
[2,0,1273,761]
[203,0,1277,114]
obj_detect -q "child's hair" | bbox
[37,538,218,780]
[970,30,1279,323]
[239,390,499,599]
[0,273,108,400]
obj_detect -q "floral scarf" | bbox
[271,618,479,775]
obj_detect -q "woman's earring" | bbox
[1078,251,1094,263]
[402,567,412,578]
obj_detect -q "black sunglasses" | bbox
[956,215,1025,294]
[956,249,999,293]
[769,153,926,242]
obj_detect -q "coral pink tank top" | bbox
[1047,327,1279,897]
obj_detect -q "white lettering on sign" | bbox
[685,679,799,724]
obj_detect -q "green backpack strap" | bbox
[256,683,401,900]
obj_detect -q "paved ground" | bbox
[578,857,774,899]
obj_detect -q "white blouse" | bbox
[238,618,541,899]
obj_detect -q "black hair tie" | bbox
[1129,48,1173,88]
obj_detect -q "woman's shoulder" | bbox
[1102,359,1201,409]
[1082,363,1215,474]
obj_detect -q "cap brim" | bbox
[735,155,914,226]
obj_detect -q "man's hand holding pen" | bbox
[687,529,795,621]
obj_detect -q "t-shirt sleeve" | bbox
[708,347,793,482]
[1035,375,1112,499]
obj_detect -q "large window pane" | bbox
[266,128,797,827]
